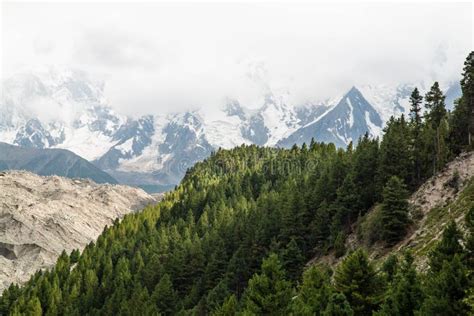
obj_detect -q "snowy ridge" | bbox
[0,67,462,191]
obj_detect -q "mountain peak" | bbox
[346,86,363,98]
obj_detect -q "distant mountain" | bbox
[445,81,462,110]
[278,87,383,148]
[0,67,462,191]
[0,142,117,184]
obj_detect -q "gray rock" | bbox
[0,171,156,292]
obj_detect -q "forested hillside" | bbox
[1,53,473,315]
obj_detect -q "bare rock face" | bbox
[0,171,156,292]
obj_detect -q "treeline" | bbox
[0,53,473,315]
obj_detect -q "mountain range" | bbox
[0,67,462,191]
[0,142,117,184]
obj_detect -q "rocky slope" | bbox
[0,171,156,292]
[313,151,474,269]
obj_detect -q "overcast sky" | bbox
[1,2,473,115]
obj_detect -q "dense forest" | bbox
[1,52,473,316]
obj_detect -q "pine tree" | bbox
[409,88,423,186]
[334,249,383,315]
[461,52,474,148]
[429,220,464,273]
[380,176,410,245]
[291,265,332,315]
[420,254,469,315]
[241,253,293,315]
[25,296,42,316]
[352,133,380,210]
[212,294,238,316]
[281,238,305,281]
[425,82,447,128]
[379,116,412,187]
[323,293,354,316]
[437,118,450,169]
[334,232,346,258]
[424,82,448,173]
[377,252,423,316]
[420,222,469,315]
[381,254,398,284]
[311,201,332,252]
[205,280,231,313]
[151,274,177,315]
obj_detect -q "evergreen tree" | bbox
[323,293,354,316]
[151,274,177,315]
[409,88,423,186]
[461,52,474,148]
[334,232,346,258]
[429,220,464,273]
[425,82,447,128]
[420,255,469,315]
[424,82,449,173]
[25,296,42,316]
[311,200,332,252]
[351,133,380,210]
[334,249,383,315]
[379,116,412,187]
[291,265,332,315]
[377,252,423,316]
[241,254,293,315]
[212,294,238,316]
[380,176,410,245]
[281,238,305,281]
[381,254,398,284]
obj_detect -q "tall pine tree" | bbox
[380,176,410,245]
[241,254,293,315]
[334,249,383,315]
[409,88,423,186]
[424,82,449,173]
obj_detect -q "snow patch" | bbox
[346,97,354,128]
[365,111,383,137]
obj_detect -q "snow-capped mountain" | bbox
[278,87,383,148]
[0,67,462,191]
[0,67,126,160]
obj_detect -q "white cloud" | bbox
[1,2,472,116]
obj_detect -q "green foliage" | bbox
[151,274,177,315]
[409,87,424,187]
[380,176,410,245]
[450,52,474,153]
[212,294,237,316]
[377,252,423,316]
[334,232,346,258]
[429,220,464,273]
[291,265,332,315]
[381,254,398,284]
[420,221,470,315]
[334,249,384,315]
[241,253,293,315]
[323,293,354,316]
[1,52,473,316]
[420,254,469,315]
[379,115,412,188]
[425,82,447,129]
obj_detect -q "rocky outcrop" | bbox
[0,171,156,292]
[309,151,474,269]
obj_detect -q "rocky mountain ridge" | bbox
[0,142,117,184]
[0,67,462,191]
[314,151,474,269]
[0,171,156,292]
